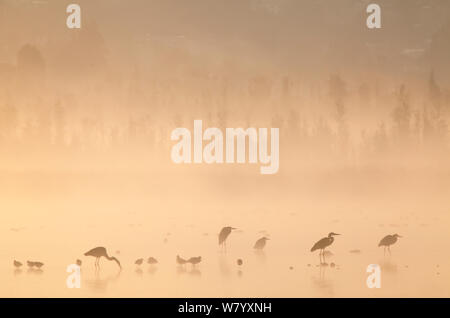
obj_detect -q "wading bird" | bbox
[254,237,269,250]
[147,257,158,265]
[311,232,341,264]
[84,247,121,270]
[135,258,144,266]
[13,260,22,268]
[378,234,402,255]
[34,262,44,269]
[27,261,35,268]
[219,226,236,252]
[187,256,202,267]
[76,259,82,266]
[176,255,187,266]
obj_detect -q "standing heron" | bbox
[84,247,121,270]
[378,234,402,255]
[311,232,341,264]
[254,237,269,250]
[219,226,236,252]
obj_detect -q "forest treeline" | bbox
[0,43,449,170]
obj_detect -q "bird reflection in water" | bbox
[380,260,398,274]
[176,263,202,277]
[254,249,266,263]
[84,270,121,293]
[26,268,43,275]
[311,265,334,296]
[135,268,143,276]
[219,255,231,277]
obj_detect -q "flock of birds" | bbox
[13,260,44,270]
[12,227,402,271]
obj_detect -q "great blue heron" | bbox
[254,237,270,250]
[219,226,236,252]
[84,247,121,270]
[378,234,402,255]
[311,232,341,264]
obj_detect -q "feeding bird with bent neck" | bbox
[84,247,121,270]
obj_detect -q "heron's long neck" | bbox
[106,255,116,262]
[106,255,121,268]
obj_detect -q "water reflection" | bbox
[254,250,266,263]
[218,255,231,276]
[380,260,398,274]
[147,266,158,275]
[311,265,334,296]
[26,268,43,275]
[84,270,121,293]
[176,266,202,277]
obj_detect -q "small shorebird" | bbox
[135,258,144,266]
[176,255,187,266]
[147,257,158,265]
[14,260,23,268]
[34,262,44,269]
[187,256,202,267]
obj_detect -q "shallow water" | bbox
[1,169,449,297]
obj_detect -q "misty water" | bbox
[1,167,449,298]
[1,0,450,298]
